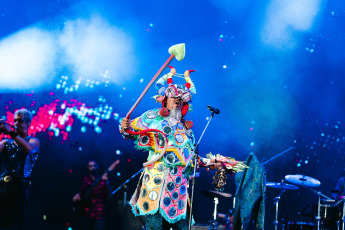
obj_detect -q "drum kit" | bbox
[200,189,233,230]
[199,174,345,230]
[267,174,345,230]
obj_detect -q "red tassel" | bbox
[185,82,191,89]
[159,107,170,117]
[184,120,193,129]
[167,78,173,84]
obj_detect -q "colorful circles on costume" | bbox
[166,182,175,192]
[144,174,150,183]
[186,129,193,136]
[166,153,175,164]
[182,172,186,179]
[175,134,184,143]
[172,191,179,200]
[141,188,147,198]
[157,163,165,172]
[170,166,178,175]
[177,123,184,130]
[163,126,172,135]
[139,135,150,145]
[163,197,171,207]
[146,111,157,119]
[183,148,189,158]
[175,176,182,184]
[143,201,149,211]
[158,136,165,147]
[168,117,177,126]
[154,176,162,185]
[179,185,186,196]
[178,200,185,210]
[149,191,158,201]
[169,207,177,217]
[161,120,169,127]
[141,119,149,127]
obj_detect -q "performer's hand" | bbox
[208,157,224,170]
[209,162,223,170]
[102,173,108,181]
[120,118,131,130]
[72,193,81,202]
[0,119,12,134]
[215,156,233,164]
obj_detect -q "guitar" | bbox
[72,159,120,216]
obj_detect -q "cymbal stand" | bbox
[341,198,345,230]
[307,188,333,230]
[273,189,286,230]
[338,197,345,230]
[208,197,219,230]
[262,146,293,166]
[333,197,345,230]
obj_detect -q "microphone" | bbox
[0,120,16,129]
[207,105,220,114]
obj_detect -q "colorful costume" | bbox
[128,108,195,223]
[120,67,246,226]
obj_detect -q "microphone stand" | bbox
[187,110,217,230]
[108,167,144,203]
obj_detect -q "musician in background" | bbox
[0,108,40,230]
[332,177,345,200]
[72,161,112,230]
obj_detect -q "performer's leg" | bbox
[80,216,92,230]
[93,218,104,230]
[168,217,189,230]
[0,182,26,229]
[145,212,163,230]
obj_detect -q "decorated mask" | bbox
[153,66,196,117]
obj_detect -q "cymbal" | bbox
[266,182,299,190]
[201,190,232,198]
[285,174,321,187]
[321,199,336,203]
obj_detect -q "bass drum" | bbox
[287,222,316,230]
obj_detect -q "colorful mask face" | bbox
[153,67,196,116]
[165,84,192,103]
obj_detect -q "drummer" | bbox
[332,177,345,200]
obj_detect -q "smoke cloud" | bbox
[0,28,56,90]
[261,0,321,48]
[0,16,136,90]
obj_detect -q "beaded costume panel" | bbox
[130,109,195,223]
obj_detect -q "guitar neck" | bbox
[80,161,118,200]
